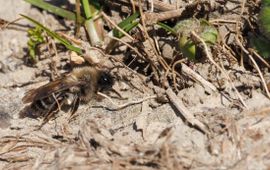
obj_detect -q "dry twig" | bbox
[116,0,176,11]
[166,88,209,134]
[181,63,218,92]
[251,50,270,69]
[97,92,156,111]
[144,9,185,25]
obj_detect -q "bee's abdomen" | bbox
[34,98,54,111]
[19,92,67,118]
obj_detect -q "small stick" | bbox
[209,19,238,24]
[117,0,176,11]
[138,1,160,58]
[144,9,185,25]
[1,17,23,29]
[143,1,212,25]
[130,0,136,13]
[166,88,209,134]
[251,50,270,69]
[181,63,218,92]
[236,0,247,67]
[149,0,154,12]
[97,92,156,111]
[171,59,186,91]
[75,0,81,37]
[57,32,82,45]
[52,93,61,112]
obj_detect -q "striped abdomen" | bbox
[20,91,72,118]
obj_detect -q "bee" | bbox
[19,66,114,125]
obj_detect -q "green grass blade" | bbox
[113,12,140,38]
[113,21,139,38]
[157,22,177,35]
[21,14,83,54]
[118,12,140,28]
[24,0,85,23]
[82,0,92,19]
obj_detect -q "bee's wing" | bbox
[22,77,82,103]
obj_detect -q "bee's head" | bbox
[97,72,114,91]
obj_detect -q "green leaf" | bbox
[90,0,101,11]
[178,35,196,60]
[200,20,218,45]
[157,22,177,35]
[250,33,270,58]
[27,27,44,61]
[262,0,270,6]
[21,14,83,55]
[24,0,85,23]
[259,0,270,39]
[113,12,140,38]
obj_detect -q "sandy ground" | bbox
[1,0,270,170]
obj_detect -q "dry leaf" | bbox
[70,51,85,65]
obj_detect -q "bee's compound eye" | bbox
[98,72,114,90]
[103,77,108,82]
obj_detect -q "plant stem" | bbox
[81,0,102,46]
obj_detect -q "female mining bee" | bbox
[19,66,114,124]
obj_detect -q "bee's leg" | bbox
[52,93,62,112]
[68,95,80,122]
[38,109,58,129]
[39,100,64,128]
